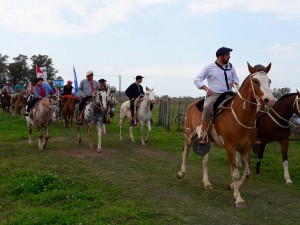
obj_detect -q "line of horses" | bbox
[2,62,299,208]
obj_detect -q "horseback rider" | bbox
[98,78,108,91]
[2,82,14,94]
[194,47,239,144]
[125,75,145,126]
[76,70,99,125]
[25,78,49,116]
[62,80,74,96]
[14,81,26,94]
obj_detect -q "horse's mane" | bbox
[238,74,251,89]
[272,93,297,108]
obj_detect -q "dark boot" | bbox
[130,109,136,126]
[150,118,154,125]
[76,111,83,125]
[199,121,209,145]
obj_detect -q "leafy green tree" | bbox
[0,53,9,89]
[28,55,59,83]
[7,54,29,86]
[271,87,291,99]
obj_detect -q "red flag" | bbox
[36,65,43,78]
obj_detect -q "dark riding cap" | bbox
[98,78,107,83]
[19,80,24,84]
[253,64,265,72]
[135,75,144,80]
[216,47,233,57]
[35,78,44,83]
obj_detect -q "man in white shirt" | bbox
[194,47,239,144]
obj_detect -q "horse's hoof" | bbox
[204,184,213,190]
[78,138,81,143]
[177,171,185,179]
[89,146,94,150]
[96,149,103,153]
[131,140,135,143]
[235,201,246,208]
[142,142,146,146]
[286,179,293,185]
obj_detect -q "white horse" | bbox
[119,87,155,145]
[102,85,118,134]
[76,91,108,152]
[26,98,57,150]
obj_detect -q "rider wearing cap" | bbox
[194,47,239,144]
[2,82,14,94]
[25,78,49,116]
[14,81,26,94]
[125,75,145,126]
[98,78,108,91]
[76,70,99,125]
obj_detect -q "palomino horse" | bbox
[61,96,75,128]
[252,92,300,184]
[177,63,275,208]
[26,98,57,150]
[1,89,12,114]
[76,91,108,152]
[119,87,155,145]
[102,86,118,134]
[13,90,29,115]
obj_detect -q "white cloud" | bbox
[187,0,300,20]
[263,42,299,56]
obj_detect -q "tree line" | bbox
[0,53,58,89]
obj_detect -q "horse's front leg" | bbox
[76,124,82,143]
[177,132,197,179]
[140,121,145,145]
[42,125,50,149]
[237,150,251,190]
[129,125,135,143]
[144,120,152,143]
[280,139,293,184]
[102,124,106,135]
[96,124,103,152]
[88,125,94,150]
[37,127,44,150]
[227,148,246,208]
[27,122,33,144]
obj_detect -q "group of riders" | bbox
[0,69,150,127]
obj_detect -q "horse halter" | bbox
[93,91,107,110]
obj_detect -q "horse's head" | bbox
[247,62,276,108]
[94,90,108,112]
[108,86,118,106]
[145,87,155,104]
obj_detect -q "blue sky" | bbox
[0,0,300,97]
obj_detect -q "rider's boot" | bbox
[76,111,83,125]
[130,109,136,126]
[199,121,209,145]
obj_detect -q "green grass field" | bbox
[0,105,300,225]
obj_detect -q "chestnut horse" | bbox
[26,98,56,150]
[76,91,108,152]
[61,96,75,128]
[177,63,275,208]
[13,90,29,115]
[1,89,12,114]
[252,92,300,184]
[119,87,155,145]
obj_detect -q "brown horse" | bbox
[177,63,275,208]
[1,89,12,113]
[61,96,75,127]
[13,90,29,115]
[252,91,300,184]
[26,98,56,150]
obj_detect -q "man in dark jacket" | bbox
[125,75,145,126]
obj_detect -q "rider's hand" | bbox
[206,89,213,97]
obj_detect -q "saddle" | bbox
[195,92,235,116]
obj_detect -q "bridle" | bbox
[230,72,268,129]
[93,91,107,111]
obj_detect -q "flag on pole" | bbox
[73,65,79,97]
[36,65,43,78]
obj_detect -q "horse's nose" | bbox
[264,98,275,107]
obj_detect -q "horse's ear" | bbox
[297,89,299,94]
[247,62,256,74]
[263,63,272,74]
[146,87,149,91]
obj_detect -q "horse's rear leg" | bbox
[177,132,196,179]
[88,126,94,150]
[129,126,135,143]
[119,117,125,140]
[37,128,44,150]
[140,122,145,145]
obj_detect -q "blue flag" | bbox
[73,65,79,97]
